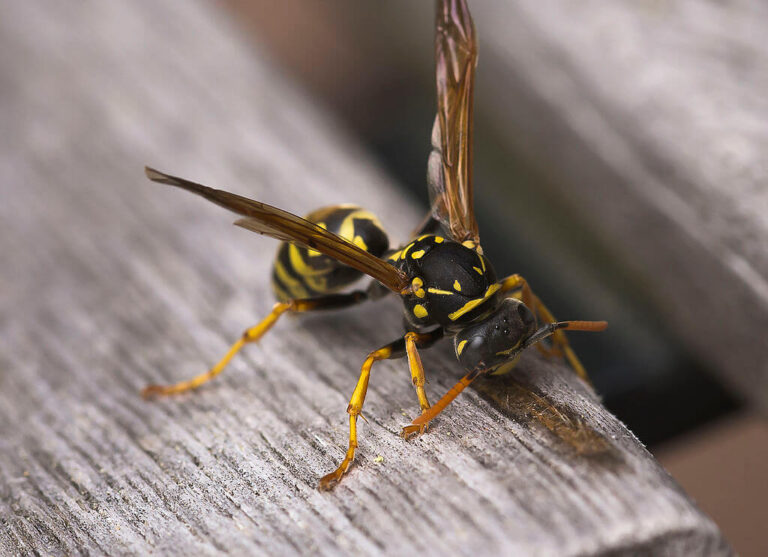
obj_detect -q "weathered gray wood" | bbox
[469,0,768,410]
[0,1,730,555]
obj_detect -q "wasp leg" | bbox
[499,274,590,383]
[318,337,407,490]
[142,290,369,397]
[401,329,444,439]
[404,369,482,432]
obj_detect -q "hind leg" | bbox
[142,290,369,397]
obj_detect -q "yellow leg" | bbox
[142,290,369,397]
[406,369,482,430]
[142,302,292,397]
[318,343,395,491]
[400,331,433,439]
[499,274,590,383]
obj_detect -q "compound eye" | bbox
[517,303,535,328]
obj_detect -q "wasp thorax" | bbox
[454,298,537,373]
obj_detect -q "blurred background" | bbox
[218,0,766,552]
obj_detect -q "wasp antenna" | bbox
[523,323,561,350]
[560,320,608,332]
[522,321,607,352]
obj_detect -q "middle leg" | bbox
[318,328,443,489]
[318,336,405,490]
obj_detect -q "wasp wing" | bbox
[145,167,410,293]
[427,0,479,245]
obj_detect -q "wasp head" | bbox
[454,298,538,375]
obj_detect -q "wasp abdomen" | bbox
[271,205,389,301]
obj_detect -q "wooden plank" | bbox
[0,1,730,555]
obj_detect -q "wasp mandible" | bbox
[142,0,607,490]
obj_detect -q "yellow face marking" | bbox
[473,266,483,275]
[495,340,522,357]
[410,249,426,259]
[274,259,309,298]
[413,304,428,319]
[457,339,468,355]
[427,287,453,295]
[489,354,522,376]
[434,236,444,243]
[453,280,462,291]
[448,283,501,321]
[412,277,426,298]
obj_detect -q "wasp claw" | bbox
[400,423,428,440]
[141,385,168,398]
[318,470,344,491]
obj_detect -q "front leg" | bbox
[403,369,484,434]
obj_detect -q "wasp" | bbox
[142,0,607,490]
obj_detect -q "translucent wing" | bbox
[427,0,479,244]
[145,167,410,293]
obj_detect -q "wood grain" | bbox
[0,1,730,555]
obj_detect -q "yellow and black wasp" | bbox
[142,0,607,490]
